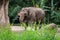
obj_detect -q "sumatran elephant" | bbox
[18,7,45,29]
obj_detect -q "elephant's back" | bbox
[28,7,45,20]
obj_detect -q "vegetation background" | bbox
[9,0,60,25]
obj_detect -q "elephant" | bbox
[18,7,45,29]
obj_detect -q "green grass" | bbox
[0,24,60,40]
[55,33,60,40]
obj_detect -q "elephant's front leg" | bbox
[25,22,28,29]
[39,20,43,29]
[34,21,38,30]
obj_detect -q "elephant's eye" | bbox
[24,13,26,15]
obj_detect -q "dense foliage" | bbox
[9,0,60,25]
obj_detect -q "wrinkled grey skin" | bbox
[18,7,45,29]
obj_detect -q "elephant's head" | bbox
[18,8,29,22]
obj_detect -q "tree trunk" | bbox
[0,0,9,26]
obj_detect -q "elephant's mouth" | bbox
[23,16,29,22]
[23,18,28,22]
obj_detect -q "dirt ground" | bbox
[58,28,60,33]
[11,26,60,33]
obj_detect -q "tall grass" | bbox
[0,24,59,40]
[0,25,16,40]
